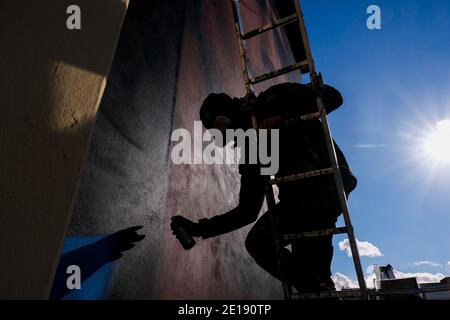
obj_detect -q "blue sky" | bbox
[301,0,450,287]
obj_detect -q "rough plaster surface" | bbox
[69,0,299,299]
[0,0,128,298]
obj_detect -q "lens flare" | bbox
[424,119,450,162]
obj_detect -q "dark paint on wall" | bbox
[69,0,300,299]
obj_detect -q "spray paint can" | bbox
[172,224,196,250]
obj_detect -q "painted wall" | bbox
[157,0,298,300]
[0,0,129,299]
[68,0,301,299]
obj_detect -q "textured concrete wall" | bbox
[69,0,299,299]
[68,0,185,299]
[0,0,128,299]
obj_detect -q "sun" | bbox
[424,119,450,163]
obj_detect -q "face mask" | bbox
[214,115,232,133]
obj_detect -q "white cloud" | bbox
[332,273,358,290]
[353,144,386,148]
[333,270,446,291]
[413,261,441,268]
[447,261,450,266]
[338,239,383,258]
[365,273,377,288]
[332,272,376,290]
[394,271,446,284]
[366,265,375,274]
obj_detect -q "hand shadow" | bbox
[50,226,145,300]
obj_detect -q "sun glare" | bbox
[424,119,450,163]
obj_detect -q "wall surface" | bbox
[68,0,302,299]
[157,0,298,299]
[0,0,129,298]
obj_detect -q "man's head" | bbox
[200,93,238,133]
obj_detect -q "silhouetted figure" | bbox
[50,226,145,299]
[171,82,357,292]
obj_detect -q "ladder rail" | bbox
[265,177,292,298]
[231,0,253,94]
[230,0,291,299]
[294,0,368,299]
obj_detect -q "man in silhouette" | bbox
[171,82,357,292]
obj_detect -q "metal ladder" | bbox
[230,0,368,300]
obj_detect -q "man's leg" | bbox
[290,203,340,291]
[245,207,306,289]
[291,230,335,290]
[245,202,340,291]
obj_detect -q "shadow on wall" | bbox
[0,0,128,298]
[50,226,145,300]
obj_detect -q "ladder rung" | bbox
[283,112,323,128]
[271,167,333,185]
[243,13,299,40]
[250,61,309,84]
[300,111,323,121]
[282,227,347,241]
[291,290,363,300]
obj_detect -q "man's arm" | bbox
[257,82,343,122]
[171,164,265,243]
[197,165,265,239]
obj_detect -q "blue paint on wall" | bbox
[50,227,144,300]
[59,236,114,300]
